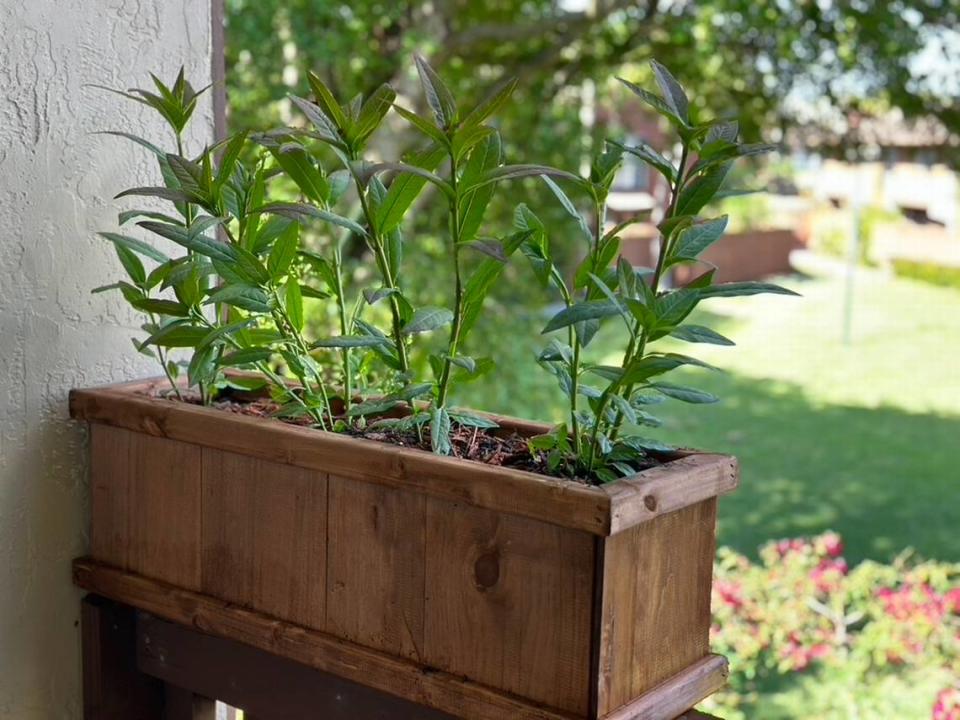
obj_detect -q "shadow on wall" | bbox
[652,371,960,564]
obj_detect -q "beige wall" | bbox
[0,1,211,716]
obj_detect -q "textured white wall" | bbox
[0,1,212,716]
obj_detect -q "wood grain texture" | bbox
[600,655,728,720]
[595,499,718,716]
[423,498,596,715]
[137,611,456,720]
[601,455,738,534]
[201,449,327,628]
[73,385,735,536]
[90,425,202,588]
[326,476,426,660]
[73,559,579,720]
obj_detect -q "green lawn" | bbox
[459,269,960,563]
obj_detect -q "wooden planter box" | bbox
[70,378,738,720]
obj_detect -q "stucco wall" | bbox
[0,1,212,716]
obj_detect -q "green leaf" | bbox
[289,95,343,147]
[654,289,700,328]
[698,282,801,298]
[311,335,390,349]
[623,353,718,384]
[363,287,397,305]
[609,139,677,184]
[116,186,196,205]
[270,143,329,205]
[285,275,303,332]
[449,410,498,429]
[467,164,579,192]
[142,321,207,347]
[375,145,446,234]
[219,347,273,367]
[205,284,273,313]
[650,382,719,404]
[392,104,450,147]
[430,405,452,455]
[669,324,735,346]
[215,130,247,188]
[255,202,367,237]
[459,229,529,338]
[351,84,396,146]
[117,210,183,228]
[306,71,349,132]
[138,221,235,263]
[347,398,401,417]
[460,77,518,128]
[616,77,687,129]
[129,298,190,317]
[369,162,454,201]
[402,307,453,335]
[196,318,256,352]
[114,245,146,285]
[541,175,592,240]
[543,300,621,334]
[676,162,732,216]
[667,216,728,265]
[458,132,502,244]
[187,343,218,387]
[414,54,457,128]
[650,60,689,123]
[267,222,300,278]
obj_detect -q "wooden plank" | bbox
[326,476,425,660]
[72,387,606,535]
[163,686,216,720]
[73,559,580,720]
[595,500,718,715]
[600,655,728,720]
[82,595,164,719]
[201,449,327,629]
[90,425,202,589]
[423,498,595,716]
[601,455,738,534]
[137,611,456,720]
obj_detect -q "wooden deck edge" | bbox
[73,558,579,720]
[600,654,729,720]
[71,382,736,536]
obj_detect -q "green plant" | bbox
[521,61,797,481]
[93,69,344,426]
[95,59,797,482]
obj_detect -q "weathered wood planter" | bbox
[70,378,738,720]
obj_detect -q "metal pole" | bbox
[842,200,860,345]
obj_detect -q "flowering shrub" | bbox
[705,533,960,719]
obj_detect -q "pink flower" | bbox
[933,687,960,720]
[818,532,844,558]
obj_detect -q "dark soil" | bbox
[147,386,660,484]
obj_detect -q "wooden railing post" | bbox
[82,595,164,720]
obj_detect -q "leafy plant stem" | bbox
[601,144,690,451]
[435,172,463,409]
[354,179,410,374]
[331,244,352,413]
[148,310,184,401]
[269,288,333,425]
